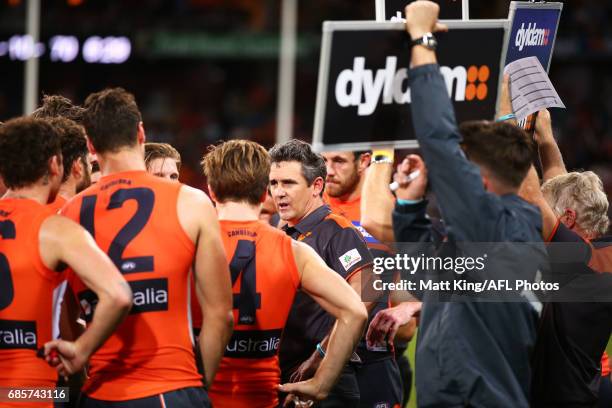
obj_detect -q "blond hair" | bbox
[144,142,181,171]
[542,171,610,237]
[201,140,271,205]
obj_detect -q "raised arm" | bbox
[518,166,558,240]
[41,215,132,376]
[279,240,367,401]
[404,1,504,242]
[533,109,567,181]
[361,160,396,243]
[178,185,233,387]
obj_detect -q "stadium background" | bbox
[0,1,610,406]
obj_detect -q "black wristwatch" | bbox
[411,32,437,51]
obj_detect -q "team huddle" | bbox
[1,2,611,408]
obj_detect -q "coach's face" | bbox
[269,161,322,226]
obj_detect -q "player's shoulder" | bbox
[40,213,81,234]
[322,212,360,236]
[177,184,214,211]
[1,198,54,223]
[258,221,288,239]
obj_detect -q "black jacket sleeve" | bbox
[408,64,505,242]
[392,199,433,243]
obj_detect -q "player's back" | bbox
[0,199,64,396]
[62,170,202,401]
[209,220,300,408]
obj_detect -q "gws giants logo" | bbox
[515,23,550,51]
[335,57,491,116]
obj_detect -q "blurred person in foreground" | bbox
[202,140,367,408]
[61,87,233,407]
[519,110,612,407]
[367,2,547,406]
[144,142,181,181]
[269,139,374,408]
[0,117,132,401]
[322,150,412,408]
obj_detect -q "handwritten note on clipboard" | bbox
[503,56,565,122]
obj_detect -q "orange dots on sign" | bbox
[465,65,490,102]
[477,83,488,100]
[67,0,84,6]
[465,84,477,101]
[467,66,479,83]
[478,65,490,82]
[8,0,22,6]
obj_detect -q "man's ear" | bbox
[137,122,146,145]
[359,152,372,173]
[72,158,84,181]
[86,138,96,155]
[259,190,268,204]
[312,177,325,197]
[561,208,577,229]
[207,184,218,203]
[481,174,490,192]
[49,155,62,179]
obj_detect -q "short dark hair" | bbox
[82,87,142,154]
[202,140,270,206]
[0,117,61,189]
[145,142,182,171]
[269,139,327,185]
[31,94,86,124]
[47,117,88,183]
[353,150,370,160]
[459,121,535,188]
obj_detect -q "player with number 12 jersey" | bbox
[61,87,232,407]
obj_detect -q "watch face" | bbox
[422,34,437,49]
[426,36,437,49]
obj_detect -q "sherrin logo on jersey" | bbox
[515,22,550,51]
[0,320,37,349]
[339,248,362,271]
[335,56,490,116]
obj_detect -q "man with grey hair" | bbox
[542,171,609,239]
[519,111,612,407]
